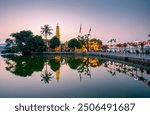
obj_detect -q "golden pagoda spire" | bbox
[56,23,60,39]
[55,23,61,51]
[56,69,60,81]
[55,56,61,81]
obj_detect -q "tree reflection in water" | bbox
[41,70,53,83]
[2,55,150,86]
[41,59,54,84]
[103,61,150,87]
[3,55,45,77]
[68,56,105,81]
[68,56,91,81]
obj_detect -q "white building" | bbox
[107,41,150,53]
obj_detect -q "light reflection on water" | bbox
[0,55,150,98]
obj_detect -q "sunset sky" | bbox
[0,0,150,44]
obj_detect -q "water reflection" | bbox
[48,56,61,81]
[104,61,150,87]
[41,70,53,83]
[3,55,45,77]
[2,55,150,87]
[67,57,105,81]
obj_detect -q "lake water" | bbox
[0,55,150,98]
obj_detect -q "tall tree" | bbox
[68,38,81,51]
[108,39,116,44]
[77,34,90,51]
[107,39,112,44]
[32,35,45,52]
[41,24,53,50]
[10,30,45,54]
[90,38,102,51]
[49,36,60,50]
[107,39,113,51]
[113,39,116,44]
[90,38,102,45]
[10,30,33,54]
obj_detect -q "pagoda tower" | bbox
[55,23,61,52]
[55,24,60,81]
[56,23,60,39]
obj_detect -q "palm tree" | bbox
[107,39,113,45]
[113,39,116,44]
[41,70,53,83]
[41,24,53,51]
[107,39,113,51]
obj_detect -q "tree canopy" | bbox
[49,36,60,49]
[10,30,45,54]
[68,57,83,69]
[48,58,60,72]
[41,24,53,39]
[4,55,45,77]
[90,38,102,45]
[68,38,81,50]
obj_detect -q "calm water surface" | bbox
[0,55,150,98]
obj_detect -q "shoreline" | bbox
[1,51,150,65]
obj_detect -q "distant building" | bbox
[107,40,150,53]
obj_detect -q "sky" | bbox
[0,0,150,44]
